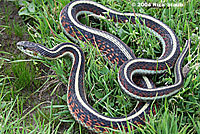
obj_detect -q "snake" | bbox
[17,0,190,133]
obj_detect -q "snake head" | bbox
[17,41,42,59]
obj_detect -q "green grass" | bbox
[0,0,200,133]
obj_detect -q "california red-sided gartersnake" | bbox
[17,0,190,133]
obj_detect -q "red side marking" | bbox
[100,46,105,51]
[71,102,75,108]
[162,65,166,70]
[150,93,153,97]
[93,127,100,132]
[148,66,153,70]
[94,123,102,131]
[78,35,83,40]
[82,123,86,127]
[134,91,138,95]
[124,83,128,90]
[100,122,105,125]
[159,91,164,96]
[73,111,77,117]
[80,109,84,113]
[113,126,118,130]
[139,93,143,97]
[60,15,66,19]
[68,105,72,111]
[75,109,79,114]
[62,21,66,26]
[86,121,92,126]
[63,21,69,26]
[70,33,75,37]
[87,115,91,120]
[158,65,162,71]
[79,118,84,124]
[89,8,92,11]
[120,59,125,63]
[75,104,78,107]
[79,114,85,123]
[142,92,148,97]
[69,79,72,84]
[65,26,70,32]
[68,91,71,97]
[68,97,72,104]
[115,58,119,62]
[80,114,86,120]
[142,65,146,69]
[95,122,101,126]
[92,35,96,42]
[87,115,93,126]
[124,125,129,129]
[103,51,108,55]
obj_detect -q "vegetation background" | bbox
[0,0,199,133]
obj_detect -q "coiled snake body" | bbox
[17,0,190,133]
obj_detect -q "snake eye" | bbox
[22,46,28,49]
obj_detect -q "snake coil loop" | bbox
[17,0,190,133]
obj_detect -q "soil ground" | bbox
[0,2,84,133]
[0,1,29,56]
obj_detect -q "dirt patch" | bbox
[0,1,71,132]
[0,1,29,57]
